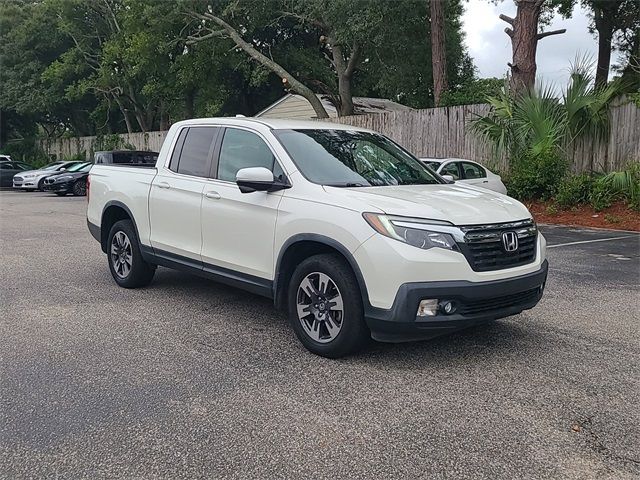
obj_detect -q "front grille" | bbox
[14,176,23,182]
[457,220,537,272]
[458,287,541,315]
[44,177,56,184]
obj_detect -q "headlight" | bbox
[24,174,35,179]
[56,175,73,181]
[363,213,458,251]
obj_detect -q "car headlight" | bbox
[363,213,458,251]
[56,175,73,181]
[24,174,36,179]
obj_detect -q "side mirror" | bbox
[236,167,290,194]
[442,174,455,183]
[60,168,66,172]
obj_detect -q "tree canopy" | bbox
[1,0,476,143]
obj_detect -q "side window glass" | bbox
[0,163,10,169]
[176,127,217,177]
[169,128,188,172]
[440,162,460,180]
[462,162,485,179]
[218,128,276,182]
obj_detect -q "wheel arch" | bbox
[100,201,141,254]
[273,234,370,311]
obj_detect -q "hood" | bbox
[329,183,531,225]
[20,168,55,176]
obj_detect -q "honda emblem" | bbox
[502,231,518,252]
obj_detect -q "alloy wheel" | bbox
[110,231,133,279]
[296,272,344,343]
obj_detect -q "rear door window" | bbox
[174,127,217,178]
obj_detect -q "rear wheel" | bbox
[72,180,86,196]
[107,220,155,288]
[288,254,369,358]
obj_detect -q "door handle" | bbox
[156,181,171,189]
[482,180,489,183]
[204,191,221,200]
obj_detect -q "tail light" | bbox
[87,175,91,202]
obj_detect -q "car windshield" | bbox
[67,162,90,172]
[42,163,63,170]
[274,129,442,187]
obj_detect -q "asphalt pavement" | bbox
[1,191,639,479]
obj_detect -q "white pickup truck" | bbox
[87,118,548,358]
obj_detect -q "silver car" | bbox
[13,161,83,191]
[421,158,508,194]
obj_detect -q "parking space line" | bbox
[547,235,637,248]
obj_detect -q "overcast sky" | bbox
[461,0,622,88]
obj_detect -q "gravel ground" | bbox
[1,191,639,479]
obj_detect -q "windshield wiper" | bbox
[324,182,368,188]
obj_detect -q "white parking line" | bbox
[547,235,637,248]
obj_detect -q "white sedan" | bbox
[421,158,507,195]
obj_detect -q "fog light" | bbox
[441,301,456,314]
[417,299,439,317]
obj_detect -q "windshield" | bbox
[67,162,91,172]
[274,129,442,187]
[42,162,63,170]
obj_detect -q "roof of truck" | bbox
[173,117,374,132]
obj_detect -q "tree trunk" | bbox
[184,89,196,119]
[330,39,361,116]
[430,0,448,106]
[500,0,566,96]
[114,96,134,133]
[594,6,614,88]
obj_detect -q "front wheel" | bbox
[288,254,369,358]
[107,220,155,288]
[72,180,86,196]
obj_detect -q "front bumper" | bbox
[365,260,548,342]
[43,180,72,192]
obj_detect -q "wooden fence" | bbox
[40,101,639,172]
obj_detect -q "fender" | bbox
[273,233,371,308]
[100,200,151,258]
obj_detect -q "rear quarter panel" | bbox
[87,166,157,246]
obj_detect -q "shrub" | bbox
[594,163,640,211]
[505,151,567,201]
[555,174,595,207]
[589,180,614,211]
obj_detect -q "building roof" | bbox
[255,94,413,118]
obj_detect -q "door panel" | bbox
[201,127,283,279]
[148,126,218,259]
[201,181,282,278]
[149,173,206,259]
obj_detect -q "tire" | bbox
[72,180,86,196]
[55,192,67,196]
[37,178,46,191]
[287,253,369,358]
[107,219,155,288]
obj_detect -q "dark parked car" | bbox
[0,160,33,187]
[94,150,158,166]
[43,162,93,196]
